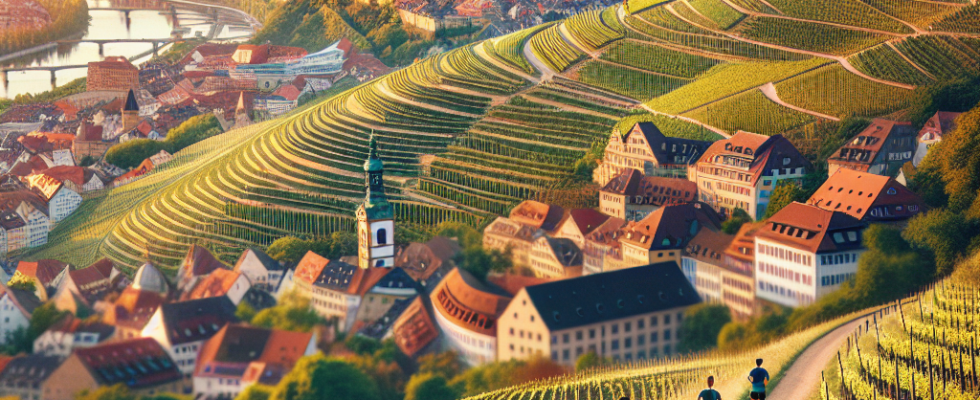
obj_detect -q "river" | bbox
[0,0,258,99]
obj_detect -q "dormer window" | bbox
[887,188,897,195]
[745,148,753,156]
[725,143,732,151]
[783,157,791,165]
[833,232,844,243]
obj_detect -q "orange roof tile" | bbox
[755,202,865,254]
[807,168,924,221]
[295,251,330,285]
[429,268,511,336]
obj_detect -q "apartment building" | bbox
[619,202,722,269]
[594,122,711,185]
[497,262,700,365]
[827,119,916,177]
[528,236,583,279]
[430,268,511,365]
[599,168,698,221]
[754,202,867,308]
[690,131,811,219]
[807,168,924,223]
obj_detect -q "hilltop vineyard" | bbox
[827,281,980,400]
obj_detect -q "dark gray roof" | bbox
[248,247,285,271]
[10,288,41,314]
[631,122,711,166]
[159,297,238,345]
[0,354,62,384]
[542,237,582,267]
[524,262,700,331]
[357,295,416,340]
[372,267,420,293]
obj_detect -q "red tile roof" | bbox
[828,119,915,171]
[272,84,301,101]
[563,208,610,237]
[26,173,65,200]
[16,259,69,286]
[684,228,735,265]
[103,287,166,330]
[509,200,565,231]
[807,168,924,221]
[294,251,330,285]
[37,165,89,187]
[601,169,697,207]
[179,245,227,280]
[755,202,866,253]
[194,324,313,382]
[74,337,181,388]
[698,132,811,185]
[429,268,511,336]
[918,111,963,141]
[181,269,244,301]
[87,56,137,72]
[621,202,722,251]
[392,297,439,357]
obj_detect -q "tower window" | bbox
[377,228,387,245]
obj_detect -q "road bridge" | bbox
[55,39,174,56]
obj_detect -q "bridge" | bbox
[55,39,174,56]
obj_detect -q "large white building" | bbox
[753,202,867,308]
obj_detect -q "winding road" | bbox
[765,314,870,399]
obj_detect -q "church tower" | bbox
[122,89,140,133]
[356,135,395,269]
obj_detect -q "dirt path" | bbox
[759,82,841,121]
[523,37,557,80]
[767,316,869,399]
[473,41,541,83]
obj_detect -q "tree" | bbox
[433,222,481,249]
[454,246,511,283]
[265,232,358,263]
[251,291,324,332]
[345,335,382,355]
[763,182,805,219]
[75,384,136,400]
[903,209,979,275]
[236,301,257,323]
[417,351,464,380]
[7,272,37,292]
[721,208,751,234]
[678,304,731,353]
[405,373,459,400]
[270,354,380,400]
[235,386,273,400]
[574,351,607,372]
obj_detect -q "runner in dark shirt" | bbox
[747,359,770,400]
[698,376,721,400]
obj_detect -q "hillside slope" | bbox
[24,0,980,271]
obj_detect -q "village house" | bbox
[581,216,628,275]
[528,236,583,279]
[690,131,812,220]
[806,168,924,223]
[0,283,41,345]
[233,248,286,292]
[72,122,111,163]
[593,122,711,186]
[552,208,609,249]
[390,296,440,358]
[33,315,114,357]
[43,338,182,400]
[430,268,511,365]
[30,166,105,194]
[102,263,170,339]
[175,245,227,295]
[25,174,82,224]
[754,202,867,308]
[619,202,722,269]
[395,236,462,290]
[482,217,544,269]
[681,229,735,304]
[827,119,917,177]
[113,150,172,187]
[721,223,762,319]
[352,267,418,332]
[141,297,239,383]
[497,262,700,365]
[180,268,251,305]
[292,251,394,331]
[14,259,70,301]
[0,354,61,400]
[86,57,139,92]
[599,169,698,221]
[50,258,124,315]
[914,111,962,167]
[193,325,316,399]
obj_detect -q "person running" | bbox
[698,376,721,400]
[747,359,770,400]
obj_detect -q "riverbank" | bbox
[0,0,90,59]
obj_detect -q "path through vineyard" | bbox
[765,316,867,399]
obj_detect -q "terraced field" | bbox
[25,0,980,271]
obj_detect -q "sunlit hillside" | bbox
[23,0,980,271]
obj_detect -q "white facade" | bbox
[141,308,205,377]
[52,149,74,167]
[754,239,863,308]
[287,43,345,76]
[433,308,496,365]
[48,188,82,224]
[235,250,283,291]
[82,176,104,192]
[0,293,30,344]
[681,257,722,303]
[224,274,252,305]
[33,329,102,357]
[362,219,395,268]
[20,204,49,247]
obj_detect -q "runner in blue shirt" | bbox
[698,376,721,400]
[747,359,770,400]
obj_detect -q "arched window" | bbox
[376,228,387,245]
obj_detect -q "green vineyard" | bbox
[22,0,980,272]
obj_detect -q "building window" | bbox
[377,228,387,245]
[589,329,596,339]
[562,349,570,360]
[651,316,659,326]
[611,340,619,350]
[576,331,583,341]
[664,315,671,325]
[563,334,570,344]
[638,319,645,329]
[651,332,659,342]
[638,335,645,346]
[625,338,632,349]
[551,351,558,361]
[551,336,557,344]
[664,330,671,340]
[611,324,619,334]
